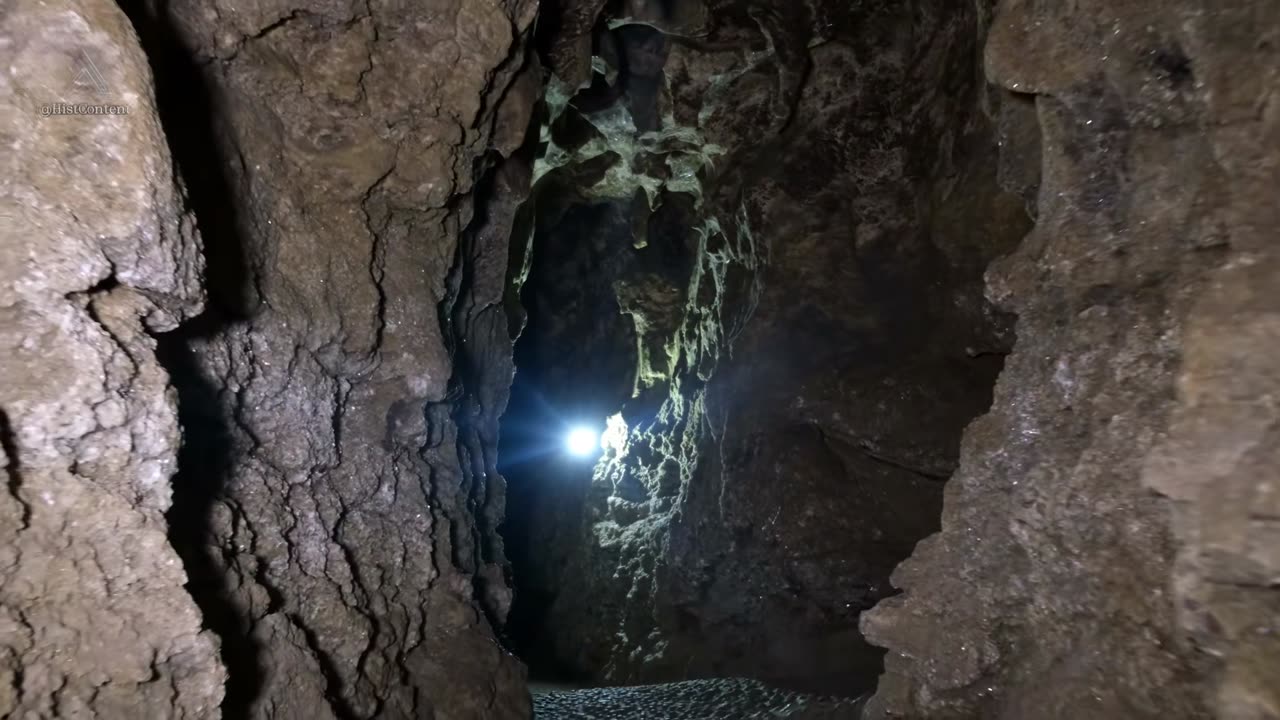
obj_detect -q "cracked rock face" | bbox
[125,0,541,717]
[861,1,1280,718]
[0,0,222,716]
[505,0,1030,696]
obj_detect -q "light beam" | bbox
[565,426,601,457]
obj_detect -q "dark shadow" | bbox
[117,1,263,715]
[0,410,31,530]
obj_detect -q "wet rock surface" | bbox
[0,0,222,715]
[861,1,1280,718]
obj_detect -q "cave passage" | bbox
[496,0,1031,699]
[498,196,642,683]
[5,0,1272,717]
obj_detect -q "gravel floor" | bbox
[532,678,868,719]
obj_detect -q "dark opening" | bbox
[496,0,1030,700]
[119,1,265,715]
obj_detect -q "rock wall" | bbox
[122,0,541,716]
[0,0,223,715]
[862,1,1280,718]
[505,0,1030,695]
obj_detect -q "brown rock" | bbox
[0,0,223,715]
[862,1,1279,718]
[126,0,541,716]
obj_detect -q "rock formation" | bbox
[1,0,222,715]
[862,2,1280,718]
[121,0,543,716]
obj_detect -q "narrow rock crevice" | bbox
[499,0,1027,699]
[119,2,267,715]
[0,411,30,532]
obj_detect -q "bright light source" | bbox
[565,426,601,457]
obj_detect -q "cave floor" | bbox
[530,678,868,719]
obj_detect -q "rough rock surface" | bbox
[504,0,1029,696]
[532,678,867,719]
[122,0,542,716]
[861,1,1279,718]
[0,0,223,716]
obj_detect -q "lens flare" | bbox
[565,426,601,457]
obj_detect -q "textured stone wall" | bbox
[0,0,223,715]
[862,1,1279,718]
[129,0,541,716]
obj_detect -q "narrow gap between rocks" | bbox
[496,0,1032,703]
[117,0,1033,708]
[118,0,1032,712]
[119,2,267,716]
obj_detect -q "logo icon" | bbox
[69,50,108,95]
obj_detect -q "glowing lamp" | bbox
[565,426,601,457]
